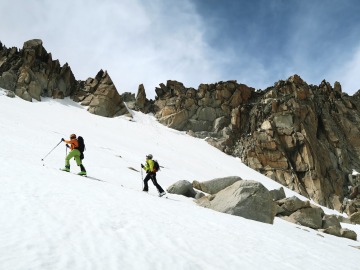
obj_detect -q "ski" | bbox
[59,169,105,182]
[147,192,168,199]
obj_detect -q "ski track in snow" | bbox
[0,92,360,270]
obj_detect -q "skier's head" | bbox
[70,134,76,139]
[146,154,153,160]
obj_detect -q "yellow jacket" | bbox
[144,159,155,173]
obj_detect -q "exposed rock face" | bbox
[0,39,129,118]
[140,76,360,212]
[0,39,76,101]
[344,174,360,216]
[135,84,149,112]
[349,212,360,224]
[75,70,129,117]
[151,80,253,146]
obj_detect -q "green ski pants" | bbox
[65,149,82,166]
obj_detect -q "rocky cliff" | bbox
[2,39,360,214]
[134,77,360,213]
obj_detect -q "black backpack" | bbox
[77,136,85,159]
[153,160,160,172]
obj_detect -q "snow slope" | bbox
[0,89,359,270]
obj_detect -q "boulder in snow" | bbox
[285,207,324,229]
[192,176,242,194]
[197,180,276,224]
[167,180,197,198]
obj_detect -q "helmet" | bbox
[70,134,76,139]
[146,154,153,159]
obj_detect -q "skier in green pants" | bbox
[61,134,87,176]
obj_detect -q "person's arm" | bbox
[63,139,78,149]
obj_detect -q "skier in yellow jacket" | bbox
[141,154,165,196]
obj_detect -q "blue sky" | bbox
[1,0,360,98]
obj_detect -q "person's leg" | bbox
[65,153,73,166]
[150,173,164,193]
[73,150,86,175]
[80,164,86,172]
[72,149,81,166]
[143,173,151,192]
[62,150,77,171]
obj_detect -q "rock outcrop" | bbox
[138,76,360,213]
[75,70,129,117]
[0,39,129,118]
[0,39,76,101]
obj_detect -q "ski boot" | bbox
[61,165,70,172]
[78,164,87,176]
[78,171,87,176]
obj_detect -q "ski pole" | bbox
[140,165,143,189]
[41,140,62,161]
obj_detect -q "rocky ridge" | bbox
[0,39,129,117]
[134,75,360,215]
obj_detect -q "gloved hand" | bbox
[61,138,65,141]
[66,144,70,148]
[141,164,144,168]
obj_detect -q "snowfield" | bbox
[0,89,359,270]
